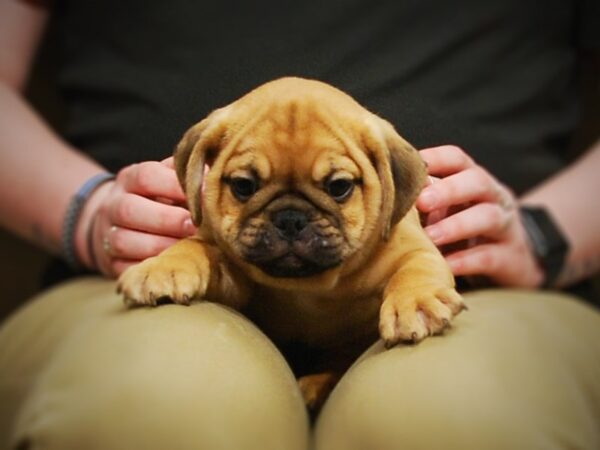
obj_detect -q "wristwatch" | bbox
[519,206,570,288]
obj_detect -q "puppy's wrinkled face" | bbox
[218,110,371,278]
[175,78,425,286]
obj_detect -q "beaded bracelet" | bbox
[61,172,115,269]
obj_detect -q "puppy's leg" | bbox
[379,221,465,347]
[117,238,250,309]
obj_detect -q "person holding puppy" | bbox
[0,0,599,449]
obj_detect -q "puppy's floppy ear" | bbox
[365,117,427,239]
[174,107,230,225]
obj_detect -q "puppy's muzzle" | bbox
[239,204,344,278]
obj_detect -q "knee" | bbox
[11,302,309,450]
[314,290,600,450]
[314,341,524,450]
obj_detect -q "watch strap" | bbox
[519,206,570,288]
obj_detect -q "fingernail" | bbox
[183,218,196,235]
[425,226,443,244]
[419,190,438,209]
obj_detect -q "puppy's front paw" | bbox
[379,286,465,347]
[117,254,210,307]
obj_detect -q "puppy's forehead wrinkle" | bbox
[224,150,272,181]
[224,90,369,189]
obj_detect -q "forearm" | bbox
[0,81,108,264]
[520,141,600,286]
[0,1,110,268]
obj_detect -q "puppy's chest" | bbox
[244,287,382,349]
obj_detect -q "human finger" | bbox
[445,243,542,288]
[417,176,448,225]
[161,156,175,169]
[420,207,448,226]
[119,161,186,203]
[445,243,508,279]
[102,225,179,260]
[111,259,140,277]
[419,145,475,178]
[110,192,196,237]
[424,202,513,245]
[417,166,510,213]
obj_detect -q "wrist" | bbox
[74,181,113,270]
[62,173,115,270]
[527,253,546,288]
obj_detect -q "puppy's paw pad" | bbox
[117,256,209,307]
[379,287,465,347]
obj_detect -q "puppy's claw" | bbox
[384,338,398,349]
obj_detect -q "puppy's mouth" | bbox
[238,208,344,278]
[259,253,334,278]
[247,240,343,278]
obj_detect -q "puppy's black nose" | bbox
[272,209,308,240]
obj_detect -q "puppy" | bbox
[117,77,465,409]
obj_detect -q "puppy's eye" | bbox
[229,177,258,202]
[325,178,355,202]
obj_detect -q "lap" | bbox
[3,281,599,450]
[0,277,309,450]
[315,289,600,450]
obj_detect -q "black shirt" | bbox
[51,0,599,195]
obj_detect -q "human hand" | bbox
[80,158,197,278]
[416,145,544,288]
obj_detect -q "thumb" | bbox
[161,156,175,169]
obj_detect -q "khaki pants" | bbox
[0,277,599,449]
